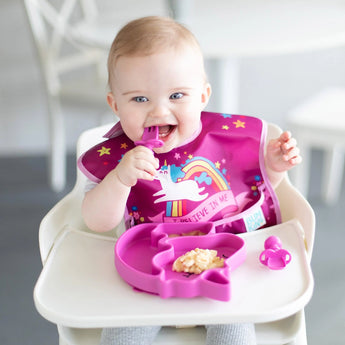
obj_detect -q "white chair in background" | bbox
[23,0,110,192]
[33,122,315,345]
[288,88,345,205]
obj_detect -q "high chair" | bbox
[34,122,315,345]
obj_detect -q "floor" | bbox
[0,156,75,345]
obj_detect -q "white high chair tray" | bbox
[34,219,313,328]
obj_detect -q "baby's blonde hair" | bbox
[107,16,205,90]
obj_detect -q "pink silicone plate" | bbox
[114,222,246,301]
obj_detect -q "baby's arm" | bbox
[265,131,302,188]
[82,146,159,232]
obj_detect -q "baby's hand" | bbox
[266,131,302,172]
[115,146,159,187]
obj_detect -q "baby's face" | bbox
[108,47,211,153]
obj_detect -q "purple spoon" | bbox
[134,126,164,150]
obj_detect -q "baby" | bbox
[79,16,301,345]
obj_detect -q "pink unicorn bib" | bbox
[78,112,281,233]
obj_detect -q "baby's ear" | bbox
[107,92,118,113]
[201,83,212,109]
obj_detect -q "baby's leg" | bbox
[206,323,256,345]
[100,326,161,345]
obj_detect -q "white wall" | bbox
[1,0,345,156]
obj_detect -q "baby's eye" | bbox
[170,92,183,100]
[133,96,148,103]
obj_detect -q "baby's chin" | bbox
[153,138,182,154]
[153,128,198,154]
[153,144,174,154]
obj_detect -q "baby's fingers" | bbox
[281,137,297,154]
[135,158,158,177]
[283,146,301,164]
[279,130,292,143]
[116,147,159,186]
[270,131,291,149]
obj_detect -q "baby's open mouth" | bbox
[158,125,176,138]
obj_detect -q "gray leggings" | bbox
[100,323,256,345]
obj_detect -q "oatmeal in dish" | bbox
[172,248,224,274]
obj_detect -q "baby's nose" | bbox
[149,103,170,119]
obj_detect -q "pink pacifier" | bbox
[259,236,291,270]
[134,126,164,150]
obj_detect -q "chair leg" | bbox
[284,311,307,345]
[59,338,68,345]
[47,94,66,192]
[322,146,344,205]
[207,57,240,114]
